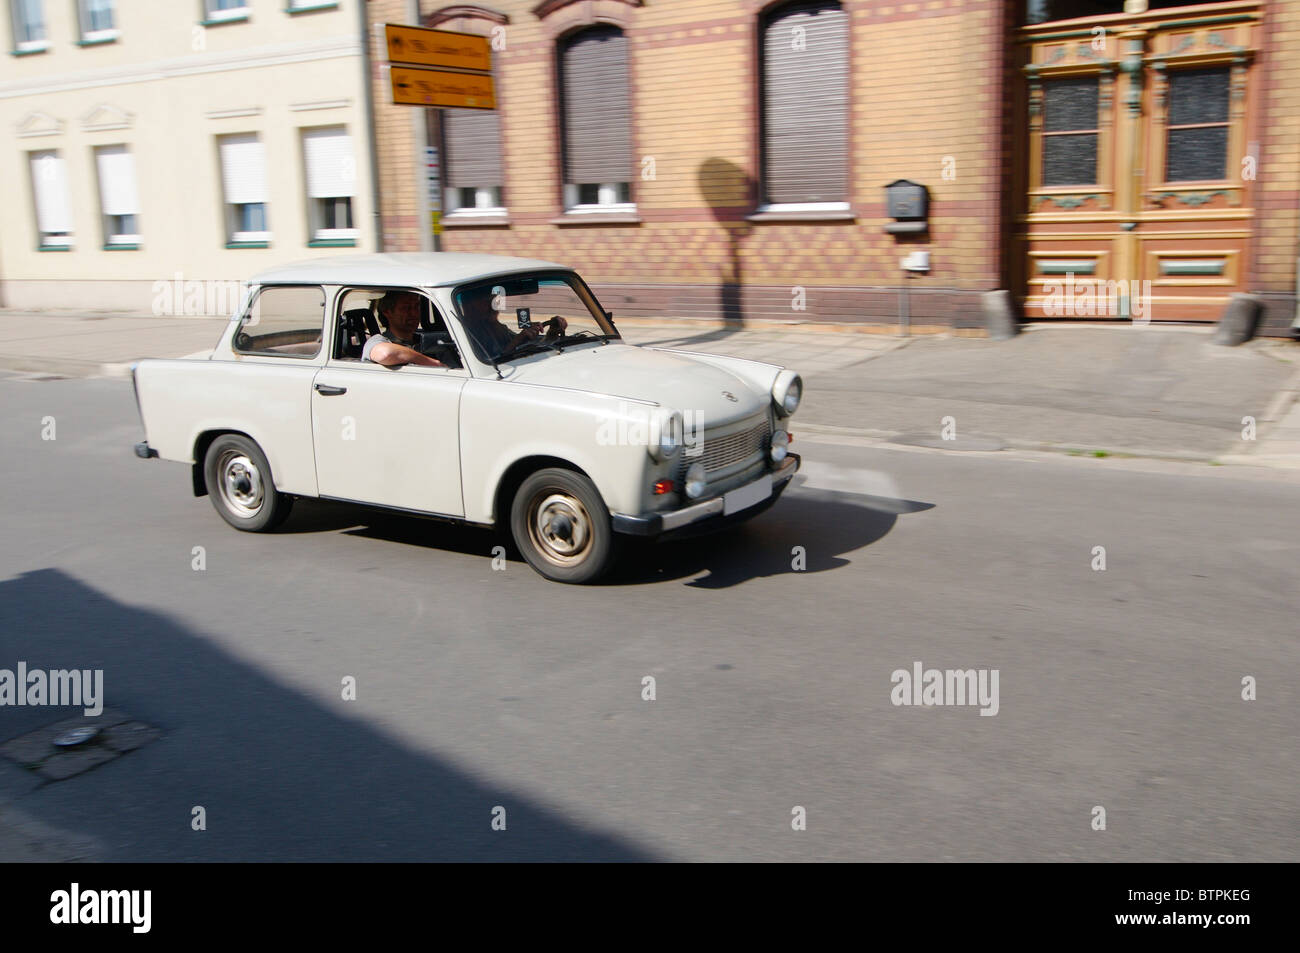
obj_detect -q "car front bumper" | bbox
[611,453,800,537]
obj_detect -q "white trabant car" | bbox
[131,253,802,583]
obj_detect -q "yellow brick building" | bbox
[364,0,1300,333]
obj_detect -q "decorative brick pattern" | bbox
[366,1,1297,330]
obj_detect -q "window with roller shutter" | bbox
[442,107,505,216]
[29,150,73,249]
[219,133,271,246]
[759,1,849,209]
[301,126,358,245]
[558,25,634,211]
[94,144,141,247]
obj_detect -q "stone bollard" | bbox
[1213,293,1265,346]
[982,290,1021,341]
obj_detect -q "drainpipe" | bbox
[409,0,434,251]
[359,0,384,252]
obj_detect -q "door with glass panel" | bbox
[1017,2,1261,322]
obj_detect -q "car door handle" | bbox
[315,384,347,396]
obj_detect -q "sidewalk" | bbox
[3,309,1298,469]
[0,311,227,378]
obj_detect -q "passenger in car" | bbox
[361,291,445,367]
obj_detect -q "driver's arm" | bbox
[367,342,443,367]
[506,317,566,349]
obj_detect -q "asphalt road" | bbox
[0,372,1296,861]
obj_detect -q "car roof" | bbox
[248,252,574,288]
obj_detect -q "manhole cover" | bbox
[0,708,160,781]
[52,727,99,747]
[890,433,1007,452]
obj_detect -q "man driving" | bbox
[362,291,444,367]
[458,285,566,361]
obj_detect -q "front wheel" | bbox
[510,468,619,583]
[203,434,293,532]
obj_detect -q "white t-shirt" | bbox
[361,331,414,362]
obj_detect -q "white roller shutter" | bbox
[30,151,72,235]
[220,134,268,205]
[95,145,140,215]
[303,128,356,199]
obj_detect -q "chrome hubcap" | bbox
[528,492,592,567]
[218,450,264,518]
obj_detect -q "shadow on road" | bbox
[274,490,934,590]
[0,568,657,861]
[613,488,935,588]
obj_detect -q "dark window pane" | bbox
[1167,68,1230,125]
[1043,77,1098,132]
[1042,133,1097,186]
[1166,126,1228,181]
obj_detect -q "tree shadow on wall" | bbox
[696,158,756,335]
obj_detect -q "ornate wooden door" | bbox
[1017,2,1262,322]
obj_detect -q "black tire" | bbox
[203,434,293,532]
[510,467,620,583]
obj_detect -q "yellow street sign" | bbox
[391,66,497,109]
[385,24,491,73]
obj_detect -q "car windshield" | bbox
[453,272,618,363]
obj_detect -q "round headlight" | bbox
[782,379,802,414]
[770,430,789,463]
[773,371,802,418]
[651,412,682,461]
[684,462,707,499]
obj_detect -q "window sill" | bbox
[549,210,642,226]
[286,2,339,13]
[308,238,357,247]
[104,243,141,251]
[38,244,73,252]
[199,14,250,27]
[442,211,510,228]
[76,31,119,46]
[745,206,856,223]
[11,44,49,57]
[227,241,270,249]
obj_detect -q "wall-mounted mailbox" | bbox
[883,179,929,235]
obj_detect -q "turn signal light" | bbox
[653,480,674,495]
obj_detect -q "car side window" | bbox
[233,286,326,358]
[334,287,463,368]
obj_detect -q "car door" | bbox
[310,290,467,516]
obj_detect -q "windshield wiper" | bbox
[497,338,562,363]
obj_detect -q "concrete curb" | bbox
[1214,365,1300,468]
[795,421,1235,466]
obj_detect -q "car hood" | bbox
[505,343,770,420]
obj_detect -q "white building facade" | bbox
[0,0,377,313]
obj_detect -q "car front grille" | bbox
[679,417,771,478]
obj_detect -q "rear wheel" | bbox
[510,468,619,583]
[203,434,293,532]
